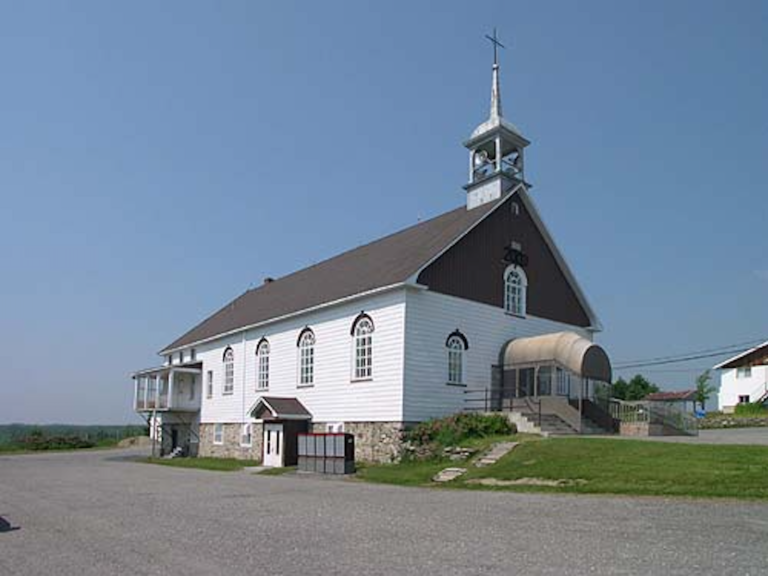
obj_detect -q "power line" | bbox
[612,337,764,367]
[614,346,756,370]
[614,366,714,374]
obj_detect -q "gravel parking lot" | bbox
[1,448,767,576]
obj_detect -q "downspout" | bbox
[242,331,247,451]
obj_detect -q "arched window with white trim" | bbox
[297,329,315,386]
[446,331,468,385]
[256,339,270,390]
[223,347,235,395]
[351,314,374,380]
[504,265,527,316]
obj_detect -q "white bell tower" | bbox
[464,30,530,210]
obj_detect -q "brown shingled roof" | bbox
[645,390,697,402]
[161,195,507,353]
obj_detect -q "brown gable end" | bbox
[416,193,591,328]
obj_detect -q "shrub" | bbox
[406,412,515,449]
[20,432,96,451]
[734,403,768,416]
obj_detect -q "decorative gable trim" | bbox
[406,182,525,285]
[514,188,602,332]
[409,183,602,332]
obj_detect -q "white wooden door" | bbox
[263,424,283,467]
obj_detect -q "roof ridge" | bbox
[244,204,468,295]
[159,200,498,353]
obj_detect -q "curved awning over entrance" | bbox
[501,331,612,382]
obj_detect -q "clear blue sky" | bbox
[1,1,766,424]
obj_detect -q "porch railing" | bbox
[463,387,542,426]
[609,399,698,436]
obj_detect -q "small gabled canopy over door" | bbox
[248,396,312,421]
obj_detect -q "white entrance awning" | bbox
[501,331,611,382]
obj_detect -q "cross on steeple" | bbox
[485,28,505,67]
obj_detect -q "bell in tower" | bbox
[464,30,530,210]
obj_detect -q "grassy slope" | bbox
[462,438,768,499]
[356,434,518,486]
[359,437,768,500]
[142,457,260,471]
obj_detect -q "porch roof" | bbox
[132,362,203,378]
[249,396,312,421]
[645,390,697,402]
[501,331,612,382]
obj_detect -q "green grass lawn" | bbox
[358,437,768,500]
[142,457,260,472]
[356,434,523,486]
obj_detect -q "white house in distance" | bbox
[131,40,613,466]
[714,340,768,412]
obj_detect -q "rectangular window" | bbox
[190,348,196,362]
[257,345,270,390]
[224,354,234,395]
[537,366,553,396]
[206,370,213,399]
[355,335,373,380]
[213,423,224,445]
[299,340,315,386]
[448,348,462,384]
[556,368,570,396]
[147,376,158,408]
[241,424,252,447]
[738,395,750,404]
[189,375,195,401]
[736,367,752,379]
[178,351,184,364]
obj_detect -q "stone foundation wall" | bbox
[198,421,406,464]
[313,421,406,463]
[198,423,263,461]
[619,421,649,436]
[700,415,768,429]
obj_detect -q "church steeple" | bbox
[464,29,530,210]
[489,29,503,120]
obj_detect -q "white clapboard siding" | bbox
[402,289,592,422]
[718,366,768,410]
[199,289,406,424]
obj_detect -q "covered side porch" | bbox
[132,363,203,457]
[466,332,616,434]
[132,363,202,413]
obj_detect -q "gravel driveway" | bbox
[1,448,767,576]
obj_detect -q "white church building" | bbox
[132,40,612,465]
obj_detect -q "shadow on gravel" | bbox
[0,516,20,533]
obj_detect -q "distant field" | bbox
[0,424,148,453]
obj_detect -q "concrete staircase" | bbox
[519,413,607,436]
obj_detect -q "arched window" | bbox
[352,314,374,380]
[504,265,527,316]
[446,331,469,385]
[223,347,235,395]
[297,329,315,386]
[256,339,270,390]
